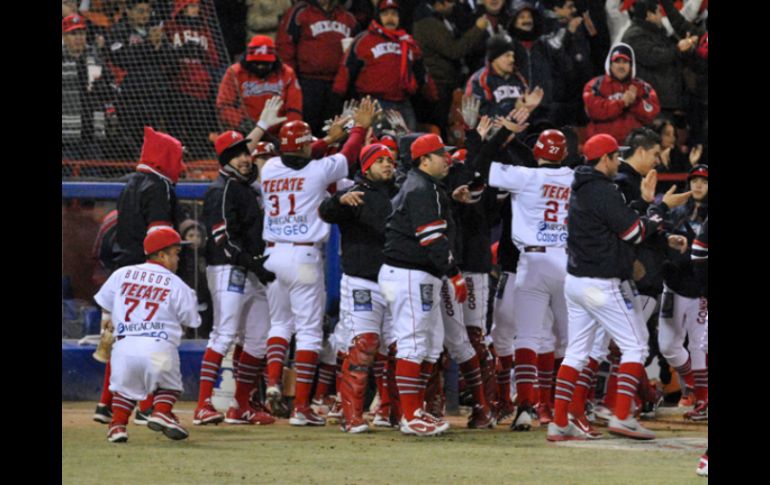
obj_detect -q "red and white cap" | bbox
[143,227,190,255]
[411,134,449,161]
[215,131,250,156]
[378,0,399,12]
[583,134,619,161]
[62,14,86,34]
[246,35,277,62]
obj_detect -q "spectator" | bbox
[62,13,117,162]
[506,2,554,122]
[651,116,703,173]
[276,0,359,136]
[464,0,513,75]
[621,0,685,120]
[63,0,109,49]
[582,43,659,144]
[539,0,593,127]
[164,0,220,158]
[217,35,303,133]
[107,0,175,159]
[412,0,488,138]
[178,218,213,338]
[245,0,293,41]
[333,0,438,131]
[465,34,544,119]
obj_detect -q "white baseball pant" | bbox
[462,272,489,329]
[339,273,394,353]
[588,294,658,362]
[109,337,182,401]
[491,271,516,358]
[658,288,708,370]
[439,280,477,364]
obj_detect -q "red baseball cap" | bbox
[583,134,620,161]
[62,14,87,34]
[144,227,190,255]
[215,131,251,156]
[688,164,708,181]
[246,35,277,62]
[378,0,399,11]
[411,134,449,161]
[451,148,467,164]
[379,135,398,153]
[360,143,393,174]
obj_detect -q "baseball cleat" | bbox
[546,421,588,442]
[607,415,655,440]
[93,404,112,424]
[421,410,450,433]
[593,403,613,423]
[326,396,343,423]
[341,416,370,434]
[193,403,225,425]
[535,403,553,425]
[496,400,516,423]
[684,400,708,422]
[569,413,603,440]
[107,424,128,443]
[467,404,496,429]
[510,405,533,431]
[147,411,189,440]
[400,409,445,437]
[696,454,708,477]
[289,405,327,426]
[310,396,332,417]
[134,407,153,425]
[225,406,276,425]
[372,413,395,428]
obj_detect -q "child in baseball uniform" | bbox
[94,228,201,443]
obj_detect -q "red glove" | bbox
[450,273,467,304]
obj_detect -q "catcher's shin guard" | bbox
[341,333,379,425]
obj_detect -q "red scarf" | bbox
[369,20,417,94]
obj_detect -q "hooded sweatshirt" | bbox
[582,43,660,144]
[566,164,669,280]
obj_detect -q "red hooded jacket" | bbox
[276,1,358,81]
[139,126,186,183]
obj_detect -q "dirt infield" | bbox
[63,401,707,485]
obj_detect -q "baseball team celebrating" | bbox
[90,87,707,465]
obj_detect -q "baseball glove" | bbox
[92,327,114,363]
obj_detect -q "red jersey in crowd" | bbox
[164,0,219,100]
[333,20,436,102]
[276,0,358,81]
[216,62,303,130]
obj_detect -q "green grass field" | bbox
[62,402,707,485]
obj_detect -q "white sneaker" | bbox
[399,409,445,437]
[696,454,708,477]
[608,415,655,440]
[420,409,450,433]
[546,421,588,442]
[593,403,613,422]
[372,412,394,428]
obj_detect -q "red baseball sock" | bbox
[603,356,620,410]
[693,369,708,402]
[139,395,154,412]
[234,352,263,409]
[395,359,422,421]
[553,365,580,427]
[232,344,243,381]
[537,352,555,408]
[459,355,487,408]
[497,354,514,404]
[266,337,289,387]
[99,361,113,407]
[335,351,346,396]
[569,358,599,417]
[111,393,136,426]
[197,348,224,408]
[615,362,644,420]
[514,348,538,406]
[387,349,402,421]
[418,361,434,407]
[153,389,180,414]
[374,353,390,412]
[293,350,319,408]
[674,357,695,392]
[314,363,336,401]
[552,357,563,406]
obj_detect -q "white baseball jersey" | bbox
[94,262,201,347]
[489,164,574,250]
[260,153,349,243]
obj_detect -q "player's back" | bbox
[94,262,200,347]
[260,154,348,243]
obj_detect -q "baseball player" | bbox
[193,129,279,427]
[691,217,708,478]
[260,99,373,426]
[318,142,399,433]
[484,128,574,432]
[547,134,690,442]
[659,164,708,421]
[379,133,466,437]
[94,227,200,442]
[94,127,186,427]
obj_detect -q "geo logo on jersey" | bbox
[420,284,434,311]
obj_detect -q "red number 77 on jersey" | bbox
[124,298,159,322]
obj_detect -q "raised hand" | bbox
[461,94,481,129]
[354,96,376,129]
[385,109,409,135]
[476,115,493,140]
[640,169,657,203]
[522,87,544,111]
[258,96,287,129]
[689,144,703,166]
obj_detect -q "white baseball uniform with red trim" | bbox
[94,262,201,400]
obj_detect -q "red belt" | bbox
[266,242,315,248]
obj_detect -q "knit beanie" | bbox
[486,34,515,63]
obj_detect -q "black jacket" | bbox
[663,199,708,298]
[383,168,460,279]
[614,162,669,296]
[691,217,708,298]
[567,165,669,280]
[319,174,398,281]
[113,171,179,268]
[203,170,266,268]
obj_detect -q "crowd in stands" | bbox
[61,0,707,170]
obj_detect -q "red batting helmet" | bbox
[532,129,567,162]
[279,121,313,152]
